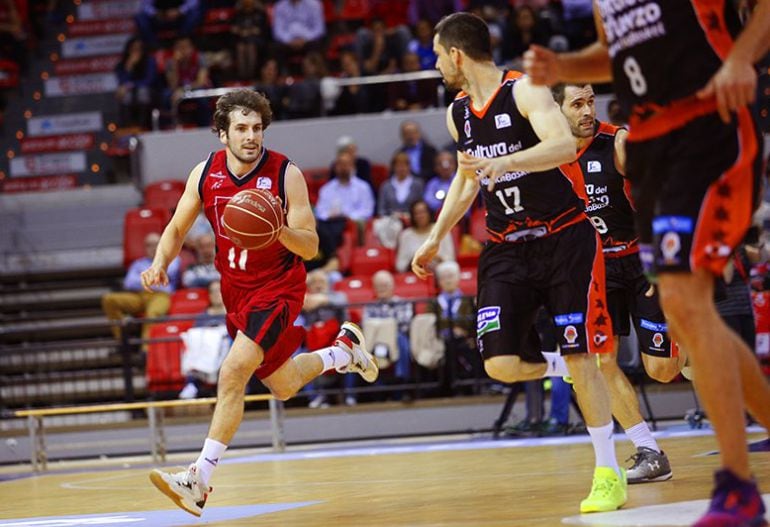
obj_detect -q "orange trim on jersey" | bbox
[690,0,733,61]
[690,107,758,275]
[456,70,524,119]
[627,96,718,142]
[586,231,613,354]
[560,161,588,204]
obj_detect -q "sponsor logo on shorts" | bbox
[494,113,511,129]
[652,216,693,234]
[660,231,681,265]
[593,330,608,348]
[563,325,579,347]
[652,332,664,349]
[639,319,667,332]
[256,176,272,190]
[477,307,501,338]
[554,312,584,326]
[587,160,602,173]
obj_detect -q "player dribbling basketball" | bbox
[142,89,378,517]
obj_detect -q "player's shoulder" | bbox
[596,121,625,137]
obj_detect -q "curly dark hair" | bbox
[212,89,273,135]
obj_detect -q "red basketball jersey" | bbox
[198,148,306,303]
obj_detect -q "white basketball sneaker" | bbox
[334,321,379,383]
[149,463,211,517]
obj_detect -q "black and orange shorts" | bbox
[476,219,614,362]
[626,107,764,277]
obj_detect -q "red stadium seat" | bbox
[370,164,389,192]
[350,246,394,275]
[198,7,234,35]
[144,180,185,213]
[303,167,329,206]
[336,220,357,273]
[469,206,489,242]
[334,275,374,322]
[458,267,478,296]
[123,207,171,268]
[169,288,210,315]
[146,321,194,392]
[394,272,433,299]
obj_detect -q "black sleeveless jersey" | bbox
[573,121,638,257]
[452,71,584,243]
[596,0,742,113]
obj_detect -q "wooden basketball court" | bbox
[1,429,768,526]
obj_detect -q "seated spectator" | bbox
[501,5,551,63]
[387,51,438,111]
[364,270,414,385]
[561,0,596,49]
[424,150,456,214]
[406,18,437,70]
[0,0,27,72]
[397,120,437,181]
[230,0,271,81]
[395,200,455,273]
[284,51,326,119]
[178,280,229,399]
[162,36,212,127]
[271,0,326,75]
[301,269,358,407]
[182,233,220,288]
[331,135,372,187]
[135,0,202,48]
[115,37,158,130]
[331,50,373,116]
[101,232,181,341]
[377,151,424,218]
[254,58,287,120]
[356,17,405,76]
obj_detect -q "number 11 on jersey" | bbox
[495,186,524,215]
[228,247,248,270]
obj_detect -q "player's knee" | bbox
[484,357,523,383]
[644,357,679,383]
[597,350,618,373]
[218,362,251,392]
[269,384,297,401]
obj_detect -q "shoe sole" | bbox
[341,321,379,383]
[580,501,626,513]
[628,470,673,484]
[149,470,202,517]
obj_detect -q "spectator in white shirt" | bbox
[271,0,325,74]
[395,200,455,273]
[316,150,375,222]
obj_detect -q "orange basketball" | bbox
[222,188,284,250]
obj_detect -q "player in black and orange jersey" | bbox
[525,1,770,524]
[556,82,685,484]
[412,12,627,513]
[141,89,378,517]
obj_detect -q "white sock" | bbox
[313,345,352,372]
[541,351,569,377]
[587,422,621,478]
[625,421,660,452]
[195,438,227,486]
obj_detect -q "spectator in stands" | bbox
[179,279,229,399]
[230,0,271,81]
[135,0,202,49]
[254,58,286,120]
[407,0,462,26]
[182,233,220,288]
[316,150,376,224]
[406,18,437,71]
[163,36,212,127]
[561,0,596,49]
[364,270,414,388]
[102,232,181,341]
[395,200,455,273]
[378,151,425,218]
[501,5,551,64]
[387,51,438,111]
[357,17,406,76]
[271,0,326,75]
[606,98,626,126]
[115,37,159,130]
[396,120,437,182]
[302,269,358,407]
[331,49,373,116]
[284,51,326,119]
[424,150,456,214]
[331,135,372,187]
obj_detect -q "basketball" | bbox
[222,188,284,250]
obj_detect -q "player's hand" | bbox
[411,240,440,280]
[459,151,511,191]
[523,44,561,86]
[141,265,168,292]
[696,56,757,123]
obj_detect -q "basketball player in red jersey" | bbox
[557,83,683,483]
[142,89,379,517]
[412,13,626,513]
[525,2,770,524]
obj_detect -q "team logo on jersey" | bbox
[256,176,272,190]
[563,325,579,346]
[652,332,664,349]
[464,120,471,138]
[477,306,501,338]
[210,171,225,179]
[494,113,511,129]
[587,161,602,173]
[661,232,681,265]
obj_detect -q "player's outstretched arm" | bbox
[142,162,205,291]
[278,163,319,260]
[697,0,770,123]
[523,5,611,86]
[412,105,478,279]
